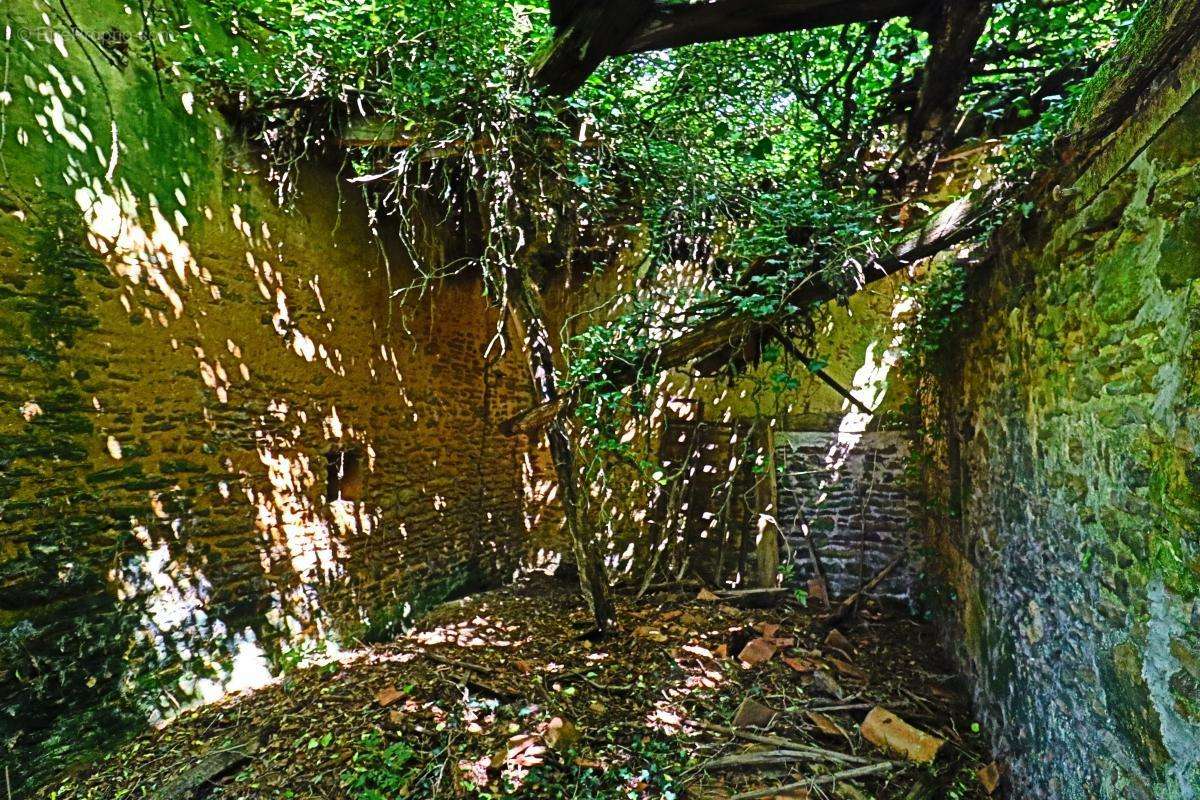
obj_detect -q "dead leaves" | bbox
[781,655,818,674]
[734,620,803,667]
[978,760,1002,793]
[738,637,778,665]
[823,628,854,654]
[491,733,545,774]
[828,656,868,682]
[732,698,779,729]
[543,716,580,750]
[806,711,850,740]
[811,669,845,700]
[376,685,405,708]
[60,577,992,800]
[633,625,670,643]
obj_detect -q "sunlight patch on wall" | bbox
[112,521,213,665]
[253,443,347,584]
[75,179,212,321]
[824,294,911,476]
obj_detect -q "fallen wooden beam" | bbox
[822,550,906,629]
[500,184,1003,436]
[154,743,258,800]
[533,0,931,95]
[531,0,653,95]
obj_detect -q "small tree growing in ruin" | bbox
[194,0,1139,632]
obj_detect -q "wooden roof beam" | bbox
[532,0,933,95]
[620,0,929,55]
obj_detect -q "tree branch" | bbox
[898,0,993,188]
[531,0,653,96]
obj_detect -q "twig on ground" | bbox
[689,720,874,764]
[715,587,788,597]
[697,749,847,770]
[425,651,493,674]
[557,667,636,693]
[728,761,899,800]
[805,702,873,713]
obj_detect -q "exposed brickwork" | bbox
[776,430,918,601]
[0,5,542,788]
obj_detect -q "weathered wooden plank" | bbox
[621,0,926,55]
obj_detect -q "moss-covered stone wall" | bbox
[921,15,1200,799]
[0,1,539,788]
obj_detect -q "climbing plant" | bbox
[178,0,1136,626]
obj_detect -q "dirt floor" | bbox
[41,576,998,799]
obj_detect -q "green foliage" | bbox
[520,736,685,799]
[900,259,968,370]
[182,0,1133,407]
[176,0,1136,592]
[340,732,417,799]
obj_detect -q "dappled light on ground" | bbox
[46,576,994,799]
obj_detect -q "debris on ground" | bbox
[859,706,946,763]
[41,575,996,799]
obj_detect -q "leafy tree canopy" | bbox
[187,0,1135,404]
[181,0,1138,627]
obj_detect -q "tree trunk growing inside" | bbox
[506,268,616,632]
[751,424,781,589]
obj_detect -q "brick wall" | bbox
[0,3,542,787]
[776,429,918,601]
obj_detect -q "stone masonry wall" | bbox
[777,430,917,601]
[921,11,1200,799]
[0,1,540,788]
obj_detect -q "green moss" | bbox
[1156,207,1200,290]
[1069,0,1181,133]
[1102,641,1172,774]
[1094,241,1150,324]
